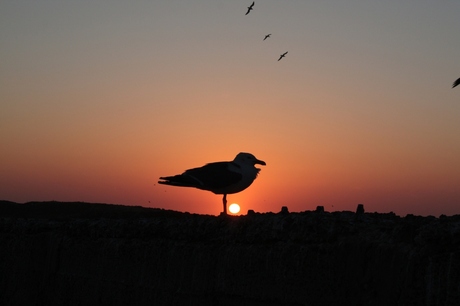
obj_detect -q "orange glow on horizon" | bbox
[1,2,460,217]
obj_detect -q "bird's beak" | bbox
[255,159,266,166]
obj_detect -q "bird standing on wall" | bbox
[158,152,266,215]
[245,2,255,15]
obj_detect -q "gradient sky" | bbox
[1,0,460,216]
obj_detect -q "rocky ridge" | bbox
[1,201,459,305]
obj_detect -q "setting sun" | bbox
[1,1,460,218]
[228,203,240,214]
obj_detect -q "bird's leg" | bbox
[222,194,227,215]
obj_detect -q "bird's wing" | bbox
[183,162,242,190]
[250,2,255,8]
[453,78,460,88]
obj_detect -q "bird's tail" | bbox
[158,174,202,188]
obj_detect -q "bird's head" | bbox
[234,152,266,168]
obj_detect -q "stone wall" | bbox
[1,201,459,305]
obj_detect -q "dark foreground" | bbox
[1,201,459,306]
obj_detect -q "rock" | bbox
[279,206,289,214]
[315,205,324,213]
[1,201,459,306]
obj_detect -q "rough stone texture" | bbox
[1,201,459,306]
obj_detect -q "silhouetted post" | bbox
[356,204,365,214]
[315,206,324,213]
[280,206,289,214]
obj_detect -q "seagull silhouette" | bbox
[453,78,460,88]
[278,51,288,61]
[158,153,266,215]
[263,34,271,41]
[245,1,255,15]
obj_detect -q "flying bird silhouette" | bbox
[263,34,271,41]
[158,152,266,215]
[245,1,255,15]
[453,78,460,88]
[278,51,288,61]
